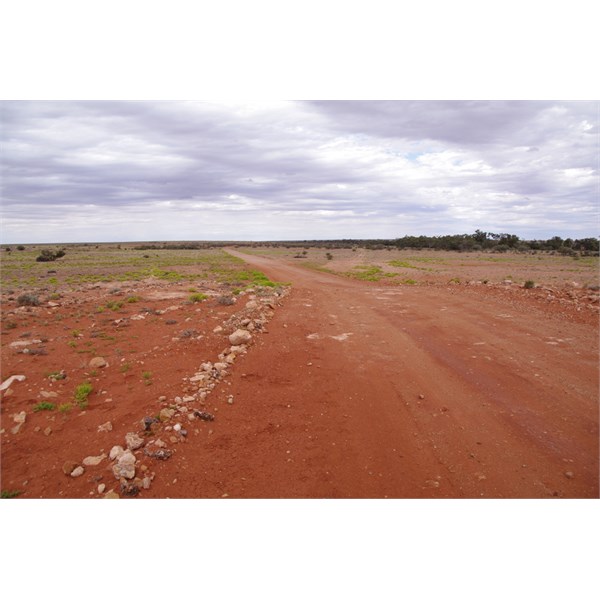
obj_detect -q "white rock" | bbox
[71,466,85,478]
[173,423,182,432]
[213,326,223,334]
[98,483,106,494]
[98,421,113,432]
[89,356,108,369]
[229,329,252,345]
[125,432,144,450]
[109,445,125,460]
[112,450,136,480]
[0,375,26,391]
[83,454,106,466]
[214,362,228,373]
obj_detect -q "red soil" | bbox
[1,251,598,498]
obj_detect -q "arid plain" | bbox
[1,244,598,498]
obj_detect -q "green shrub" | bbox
[17,294,40,307]
[1,490,22,499]
[524,280,535,289]
[33,401,56,412]
[74,382,92,408]
[189,293,208,303]
[58,403,73,413]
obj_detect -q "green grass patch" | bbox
[74,382,92,408]
[1,490,22,499]
[33,401,56,412]
[189,293,208,303]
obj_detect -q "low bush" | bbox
[17,294,40,307]
[33,401,56,412]
[189,293,208,303]
[74,382,92,408]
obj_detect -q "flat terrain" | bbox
[1,245,598,498]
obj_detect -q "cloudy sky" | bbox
[0,100,598,243]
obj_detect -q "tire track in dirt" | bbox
[150,249,598,498]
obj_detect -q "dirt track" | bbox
[138,249,596,499]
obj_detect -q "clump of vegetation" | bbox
[58,403,73,413]
[524,280,535,289]
[1,490,22,499]
[17,293,40,307]
[179,329,199,339]
[126,296,140,303]
[74,382,92,408]
[33,401,56,412]
[326,252,333,260]
[217,295,236,305]
[189,293,208,303]
[36,249,66,262]
[142,371,153,386]
[105,300,123,311]
[4,321,17,330]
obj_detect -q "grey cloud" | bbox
[1,100,598,242]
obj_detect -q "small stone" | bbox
[83,454,106,466]
[120,480,140,497]
[125,432,145,450]
[228,329,252,345]
[213,326,223,334]
[227,396,234,405]
[89,356,108,369]
[214,362,228,373]
[98,421,113,432]
[564,471,574,479]
[142,477,152,490]
[44,427,52,436]
[418,394,425,399]
[109,445,125,460]
[0,374,26,391]
[194,410,215,421]
[97,483,106,494]
[62,461,78,475]
[40,390,58,399]
[112,450,136,479]
[12,411,27,425]
[71,466,85,478]
[144,447,172,460]
[173,423,182,432]
[159,408,176,421]
[104,490,120,499]
[142,416,159,431]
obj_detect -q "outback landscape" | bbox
[1,240,598,499]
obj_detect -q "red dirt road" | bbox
[149,250,599,498]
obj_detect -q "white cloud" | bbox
[1,100,597,242]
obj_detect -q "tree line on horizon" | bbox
[3,231,598,255]
[249,230,599,255]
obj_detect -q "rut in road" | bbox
[164,250,599,499]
